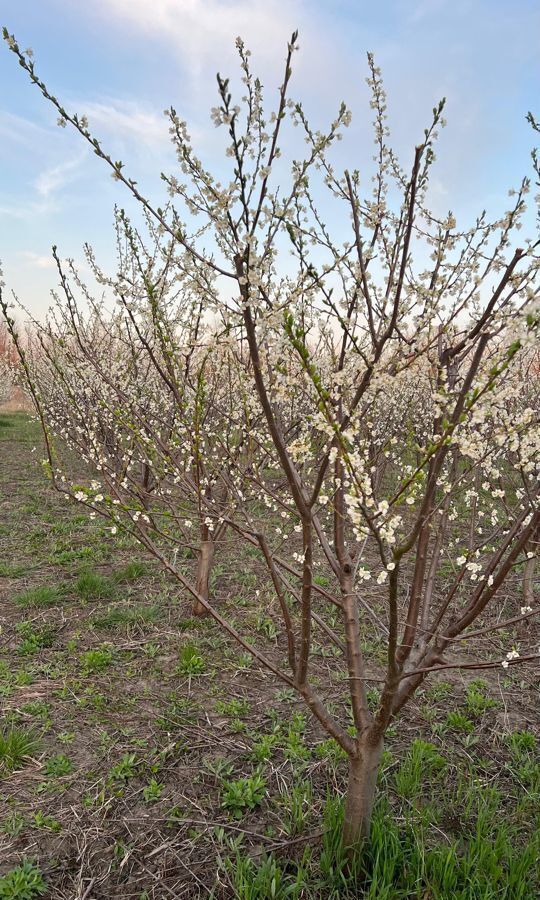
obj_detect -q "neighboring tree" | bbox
[15,213,258,617]
[2,29,539,849]
[0,320,16,404]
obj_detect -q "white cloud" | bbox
[19,251,56,269]
[0,111,48,148]
[35,152,87,198]
[94,0,303,77]
[90,0,352,115]
[0,199,55,221]
[80,99,169,148]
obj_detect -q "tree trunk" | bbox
[193,539,214,616]
[522,544,536,608]
[342,739,383,851]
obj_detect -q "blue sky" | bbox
[1,0,539,316]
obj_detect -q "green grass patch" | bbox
[14,584,66,609]
[75,570,116,600]
[91,603,161,630]
[113,560,147,582]
[0,728,41,778]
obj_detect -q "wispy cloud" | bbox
[94,0,302,74]
[90,0,339,108]
[87,0,352,148]
[0,198,56,221]
[35,152,87,198]
[80,99,169,148]
[0,111,48,148]
[19,251,56,269]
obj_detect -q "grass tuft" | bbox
[0,728,41,778]
[14,584,65,609]
[75,570,115,600]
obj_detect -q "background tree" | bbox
[0,319,17,405]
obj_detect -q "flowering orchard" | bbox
[2,29,540,848]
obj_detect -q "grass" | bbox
[113,560,147,582]
[0,413,538,898]
[13,584,65,609]
[75,569,116,600]
[0,727,41,777]
[393,739,446,799]
[219,778,539,899]
[91,603,161,630]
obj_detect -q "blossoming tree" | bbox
[2,29,540,849]
[0,319,15,405]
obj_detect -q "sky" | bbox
[0,0,539,317]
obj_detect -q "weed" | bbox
[234,652,253,670]
[221,851,308,899]
[446,710,475,733]
[0,562,27,577]
[277,779,313,836]
[21,700,50,721]
[314,737,348,764]
[284,712,310,761]
[92,603,160,630]
[506,730,539,793]
[80,645,113,673]
[114,560,147,581]
[44,753,73,777]
[16,622,55,656]
[507,730,536,755]
[324,789,540,897]
[142,778,163,802]
[254,613,278,640]
[109,753,139,782]
[215,697,250,718]
[0,860,46,900]
[221,772,267,819]
[177,642,205,675]
[203,756,235,780]
[250,733,278,762]
[143,641,160,659]
[156,696,199,730]
[426,680,453,701]
[32,810,61,832]
[275,688,296,703]
[464,680,497,716]
[313,574,330,587]
[2,811,25,837]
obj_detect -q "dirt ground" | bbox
[0,412,538,898]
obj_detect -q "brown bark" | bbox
[520,538,537,640]
[522,537,537,608]
[342,738,383,851]
[193,539,214,616]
